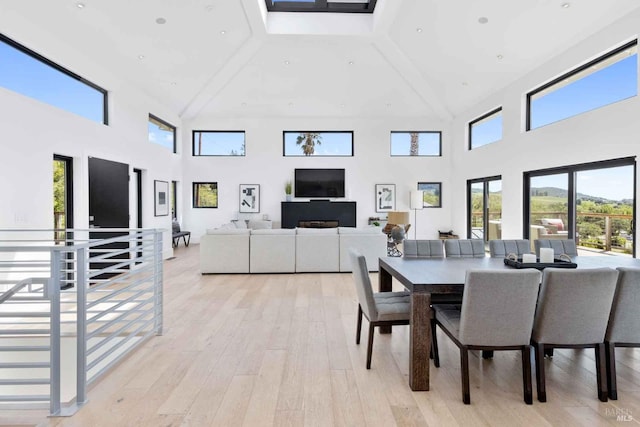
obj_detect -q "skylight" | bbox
[265,0,377,13]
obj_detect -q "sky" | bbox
[530,165,634,201]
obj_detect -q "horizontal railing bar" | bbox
[87,316,154,357]
[0,378,50,385]
[87,327,156,388]
[0,346,50,351]
[0,329,50,335]
[86,271,155,304]
[0,278,37,305]
[0,395,50,402]
[87,299,154,341]
[87,316,156,372]
[0,312,51,318]
[0,362,50,368]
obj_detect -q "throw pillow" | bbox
[248,220,272,230]
[232,219,248,229]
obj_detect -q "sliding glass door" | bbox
[524,157,635,257]
[467,176,502,243]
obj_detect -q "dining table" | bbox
[378,254,640,392]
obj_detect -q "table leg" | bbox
[378,262,393,334]
[410,291,431,391]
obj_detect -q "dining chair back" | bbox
[489,239,531,258]
[403,240,444,258]
[531,267,618,402]
[349,249,410,369]
[432,269,542,404]
[444,239,485,258]
[605,267,640,400]
[534,239,578,256]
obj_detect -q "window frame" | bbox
[192,182,219,209]
[148,114,176,153]
[390,131,442,157]
[526,40,637,131]
[265,0,377,13]
[282,131,354,157]
[192,130,246,157]
[468,107,502,150]
[0,33,109,125]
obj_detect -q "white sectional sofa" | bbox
[199,226,386,274]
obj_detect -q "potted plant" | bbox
[285,181,292,201]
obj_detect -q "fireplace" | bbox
[281,200,356,228]
[298,220,339,228]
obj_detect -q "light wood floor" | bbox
[3,244,640,426]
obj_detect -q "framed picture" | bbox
[375,184,395,212]
[154,180,169,216]
[239,184,260,213]
[417,182,442,208]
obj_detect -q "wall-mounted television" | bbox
[294,168,345,198]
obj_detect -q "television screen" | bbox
[294,169,345,198]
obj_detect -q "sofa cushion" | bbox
[232,219,248,229]
[541,218,564,232]
[251,228,295,235]
[338,226,381,235]
[296,227,338,235]
[206,228,251,235]
[248,220,272,230]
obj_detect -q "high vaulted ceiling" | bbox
[1,0,639,121]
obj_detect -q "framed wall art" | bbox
[375,184,395,212]
[239,184,260,213]
[154,180,169,216]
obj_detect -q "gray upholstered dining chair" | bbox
[403,240,444,258]
[432,269,542,404]
[349,249,410,369]
[444,239,485,258]
[531,267,619,402]
[489,239,531,258]
[605,267,640,400]
[534,239,578,256]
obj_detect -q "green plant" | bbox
[285,181,292,195]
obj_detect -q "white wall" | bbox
[0,76,182,258]
[449,9,640,247]
[181,116,453,243]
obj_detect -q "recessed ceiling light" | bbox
[561,2,570,8]
[156,17,167,25]
[416,28,423,33]
[497,54,504,60]
[340,103,345,108]
[138,55,145,60]
[205,4,215,12]
[76,2,85,9]
[220,30,226,35]
[288,102,294,107]
[170,81,177,86]
[462,82,469,86]
[348,61,354,65]
[241,102,247,107]
[478,17,488,24]
[284,60,290,65]
[386,103,391,107]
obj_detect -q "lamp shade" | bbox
[387,211,410,225]
[411,191,424,210]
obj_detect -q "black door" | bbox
[88,157,130,278]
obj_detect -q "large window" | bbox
[469,108,502,150]
[265,0,376,13]
[391,132,441,156]
[193,131,245,156]
[148,114,176,153]
[193,183,218,208]
[283,131,353,157]
[0,34,108,125]
[527,40,637,130]
[524,157,636,257]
